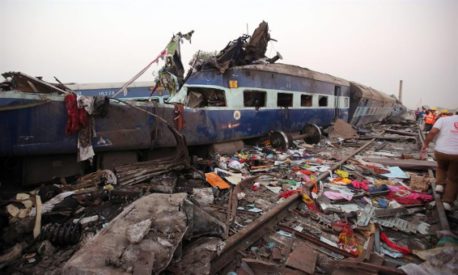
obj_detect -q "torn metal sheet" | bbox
[166,237,224,275]
[63,193,226,274]
[286,241,318,274]
[356,205,375,227]
[63,193,189,274]
[374,217,430,235]
[2,72,68,94]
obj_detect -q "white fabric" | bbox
[435,185,444,193]
[443,202,452,211]
[29,191,75,216]
[76,95,95,114]
[77,138,95,162]
[433,115,458,155]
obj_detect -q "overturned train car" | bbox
[348,82,398,127]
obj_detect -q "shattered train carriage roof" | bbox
[230,63,350,86]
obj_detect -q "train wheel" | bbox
[269,131,293,150]
[301,124,321,144]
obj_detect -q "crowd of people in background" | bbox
[415,107,455,132]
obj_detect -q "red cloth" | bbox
[386,186,433,205]
[173,103,184,130]
[279,190,298,199]
[380,232,411,254]
[65,93,88,135]
[351,180,369,191]
[300,169,313,175]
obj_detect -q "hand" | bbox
[421,143,428,152]
[420,144,428,160]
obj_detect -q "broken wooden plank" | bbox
[360,135,417,142]
[363,157,436,170]
[241,258,281,274]
[385,129,418,136]
[330,260,405,275]
[286,242,318,274]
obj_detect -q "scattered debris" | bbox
[0,23,456,275]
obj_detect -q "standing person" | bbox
[415,108,420,121]
[418,108,426,125]
[422,112,458,210]
[424,110,435,132]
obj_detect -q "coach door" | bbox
[277,92,293,130]
[334,86,342,120]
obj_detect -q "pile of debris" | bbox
[192,21,282,74]
[1,120,457,274]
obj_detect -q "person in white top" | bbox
[422,113,458,211]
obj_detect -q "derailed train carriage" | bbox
[0,65,403,185]
[0,22,405,185]
[348,82,399,127]
[153,63,351,147]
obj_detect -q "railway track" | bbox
[211,138,377,273]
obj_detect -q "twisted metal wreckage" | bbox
[0,21,404,185]
[1,22,455,275]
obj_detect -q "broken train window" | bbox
[186,87,227,108]
[318,95,328,107]
[277,93,293,107]
[244,90,266,108]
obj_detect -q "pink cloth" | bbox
[324,191,353,201]
[351,180,369,191]
[386,185,433,204]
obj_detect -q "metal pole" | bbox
[399,80,403,103]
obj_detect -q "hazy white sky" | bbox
[1,0,457,109]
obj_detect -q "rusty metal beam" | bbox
[319,138,376,181]
[277,224,355,258]
[330,260,406,274]
[211,193,300,273]
[211,139,376,273]
[362,157,436,170]
[385,128,417,136]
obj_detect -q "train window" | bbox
[244,90,266,108]
[301,95,313,107]
[186,87,226,108]
[318,95,328,107]
[343,98,349,108]
[277,93,293,107]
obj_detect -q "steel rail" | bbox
[211,138,376,273]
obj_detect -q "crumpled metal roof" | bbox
[350,81,395,103]
[236,63,350,86]
[2,72,67,94]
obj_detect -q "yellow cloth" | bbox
[332,177,352,185]
[335,169,349,178]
